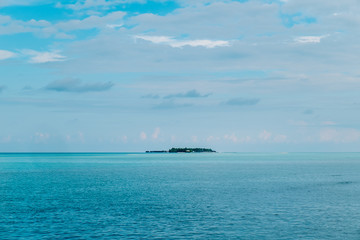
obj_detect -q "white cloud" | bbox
[51,1,357,75]
[0,11,125,39]
[224,133,238,142]
[274,134,287,143]
[54,32,75,39]
[22,50,66,63]
[206,136,214,142]
[106,23,123,29]
[78,132,85,142]
[322,121,336,126]
[244,136,252,143]
[0,16,51,36]
[294,35,327,44]
[259,130,272,141]
[136,35,172,44]
[56,11,125,32]
[206,135,220,142]
[130,1,281,40]
[152,127,160,139]
[135,35,230,48]
[319,128,360,143]
[171,39,230,48]
[64,132,85,143]
[140,131,147,140]
[0,49,15,60]
[34,132,50,143]
[1,135,11,143]
[27,19,51,27]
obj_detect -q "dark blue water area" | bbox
[1,153,360,239]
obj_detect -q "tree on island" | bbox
[168,148,216,153]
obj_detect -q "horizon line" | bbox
[1,151,360,154]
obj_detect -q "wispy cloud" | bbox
[224,97,260,106]
[319,128,360,143]
[55,11,125,32]
[45,78,114,93]
[164,89,211,99]
[0,50,15,60]
[294,35,327,44]
[22,50,66,63]
[106,23,123,29]
[135,35,230,48]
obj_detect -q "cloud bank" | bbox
[135,35,230,48]
[22,50,66,63]
[0,50,15,60]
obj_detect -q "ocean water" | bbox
[1,153,360,239]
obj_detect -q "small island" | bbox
[146,148,216,153]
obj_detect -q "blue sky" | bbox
[1,0,360,152]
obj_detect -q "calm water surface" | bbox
[1,153,360,239]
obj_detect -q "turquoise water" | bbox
[1,152,360,239]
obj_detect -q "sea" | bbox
[1,152,360,239]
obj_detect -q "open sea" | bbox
[1,152,360,239]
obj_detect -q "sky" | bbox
[1,0,360,152]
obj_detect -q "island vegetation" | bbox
[146,148,216,153]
